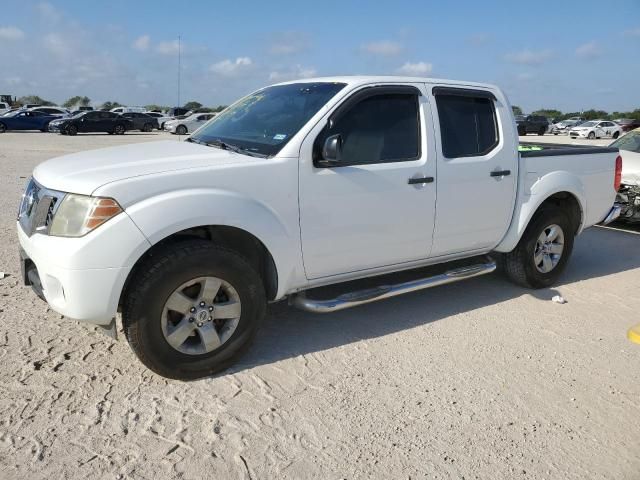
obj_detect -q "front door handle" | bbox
[408,176,434,185]
[490,170,511,177]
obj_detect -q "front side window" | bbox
[435,93,498,158]
[190,82,346,157]
[321,93,420,165]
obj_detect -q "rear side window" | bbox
[435,93,498,158]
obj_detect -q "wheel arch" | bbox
[119,224,280,312]
[495,177,585,253]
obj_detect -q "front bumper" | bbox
[569,130,589,138]
[164,124,177,133]
[16,212,151,325]
[48,123,63,133]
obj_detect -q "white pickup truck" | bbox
[17,76,622,379]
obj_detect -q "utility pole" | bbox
[177,35,181,110]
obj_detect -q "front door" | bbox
[298,84,437,279]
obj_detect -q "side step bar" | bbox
[290,258,497,313]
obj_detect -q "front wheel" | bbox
[501,207,575,289]
[143,123,153,132]
[67,124,78,136]
[588,131,595,139]
[612,131,620,139]
[0,122,6,133]
[176,125,187,135]
[122,241,266,380]
[538,127,546,136]
[114,124,125,135]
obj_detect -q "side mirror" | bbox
[319,134,342,166]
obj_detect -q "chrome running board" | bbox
[290,258,497,313]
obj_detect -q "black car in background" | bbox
[517,114,549,136]
[48,110,133,135]
[614,118,640,133]
[121,112,159,132]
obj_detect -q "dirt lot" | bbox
[1,131,639,480]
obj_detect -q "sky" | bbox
[1,0,639,113]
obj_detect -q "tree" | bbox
[145,104,168,112]
[582,109,609,121]
[17,95,55,106]
[63,96,91,108]
[183,101,203,111]
[511,105,523,116]
[99,101,123,111]
[212,105,227,112]
[532,109,562,121]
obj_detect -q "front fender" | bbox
[124,188,299,299]
[494,170,586,253]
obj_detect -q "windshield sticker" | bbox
[273,134,287,140]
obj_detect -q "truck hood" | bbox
[622,150,640,186]
[33,140,244,195]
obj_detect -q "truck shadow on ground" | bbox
[229,226,640,375]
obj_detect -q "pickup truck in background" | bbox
[16,76,622,379]
[517,114,550,136]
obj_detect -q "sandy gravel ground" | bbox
[0,131,639,480]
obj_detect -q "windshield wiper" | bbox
[202,139,268,158]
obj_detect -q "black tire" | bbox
[612,131,620,139]
[160,122,165,130]
[501,207,575,289]
[0,122,6,133]
[122,240,266,380]
[588,131,595,139]
[538,127,546,136]
[143,123,153,133]
[67,124,78,136]
[114,124,125,135]
[518,126,526,136]
[176,125,187,135]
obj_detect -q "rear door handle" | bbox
[408,177,434,185]
[490,170,511,177]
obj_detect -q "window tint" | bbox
[435,94,498,158]
[327,93,420,165]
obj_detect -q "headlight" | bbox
[49,194,122,237]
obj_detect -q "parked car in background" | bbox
[0,110,56,133]
[0,102,11,115]
[121,112,159,132]
[167,107,190,117]
[110,106,146,114]
[30,106,71,118]
[610,128,640,222]
[144,111,173,130]
[164,112,215,135]
[569,120,622,140]
[552,118,583,135]
[48,110,133,135]
[517,115,549,136]
[16,76,621,379]
[613,118,640,133]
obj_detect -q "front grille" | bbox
[18,178,64,236]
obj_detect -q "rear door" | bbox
[427,85,518,256]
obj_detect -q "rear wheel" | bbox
[0,122,6,133]
[501,207,575,289]
[538,127,546,136]
[176,125,187,135]
[612,131,620,139]
[122,241,266,380]
[67,124,78,136]
[143,123,153,132]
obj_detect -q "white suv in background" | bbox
[164,112,216,134]
[0,102,12,115]
[569,120,623,140]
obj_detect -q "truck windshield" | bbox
[190,82,346,157]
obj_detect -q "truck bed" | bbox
[519,142,619,157]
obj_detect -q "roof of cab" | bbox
[272,75,499,91]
